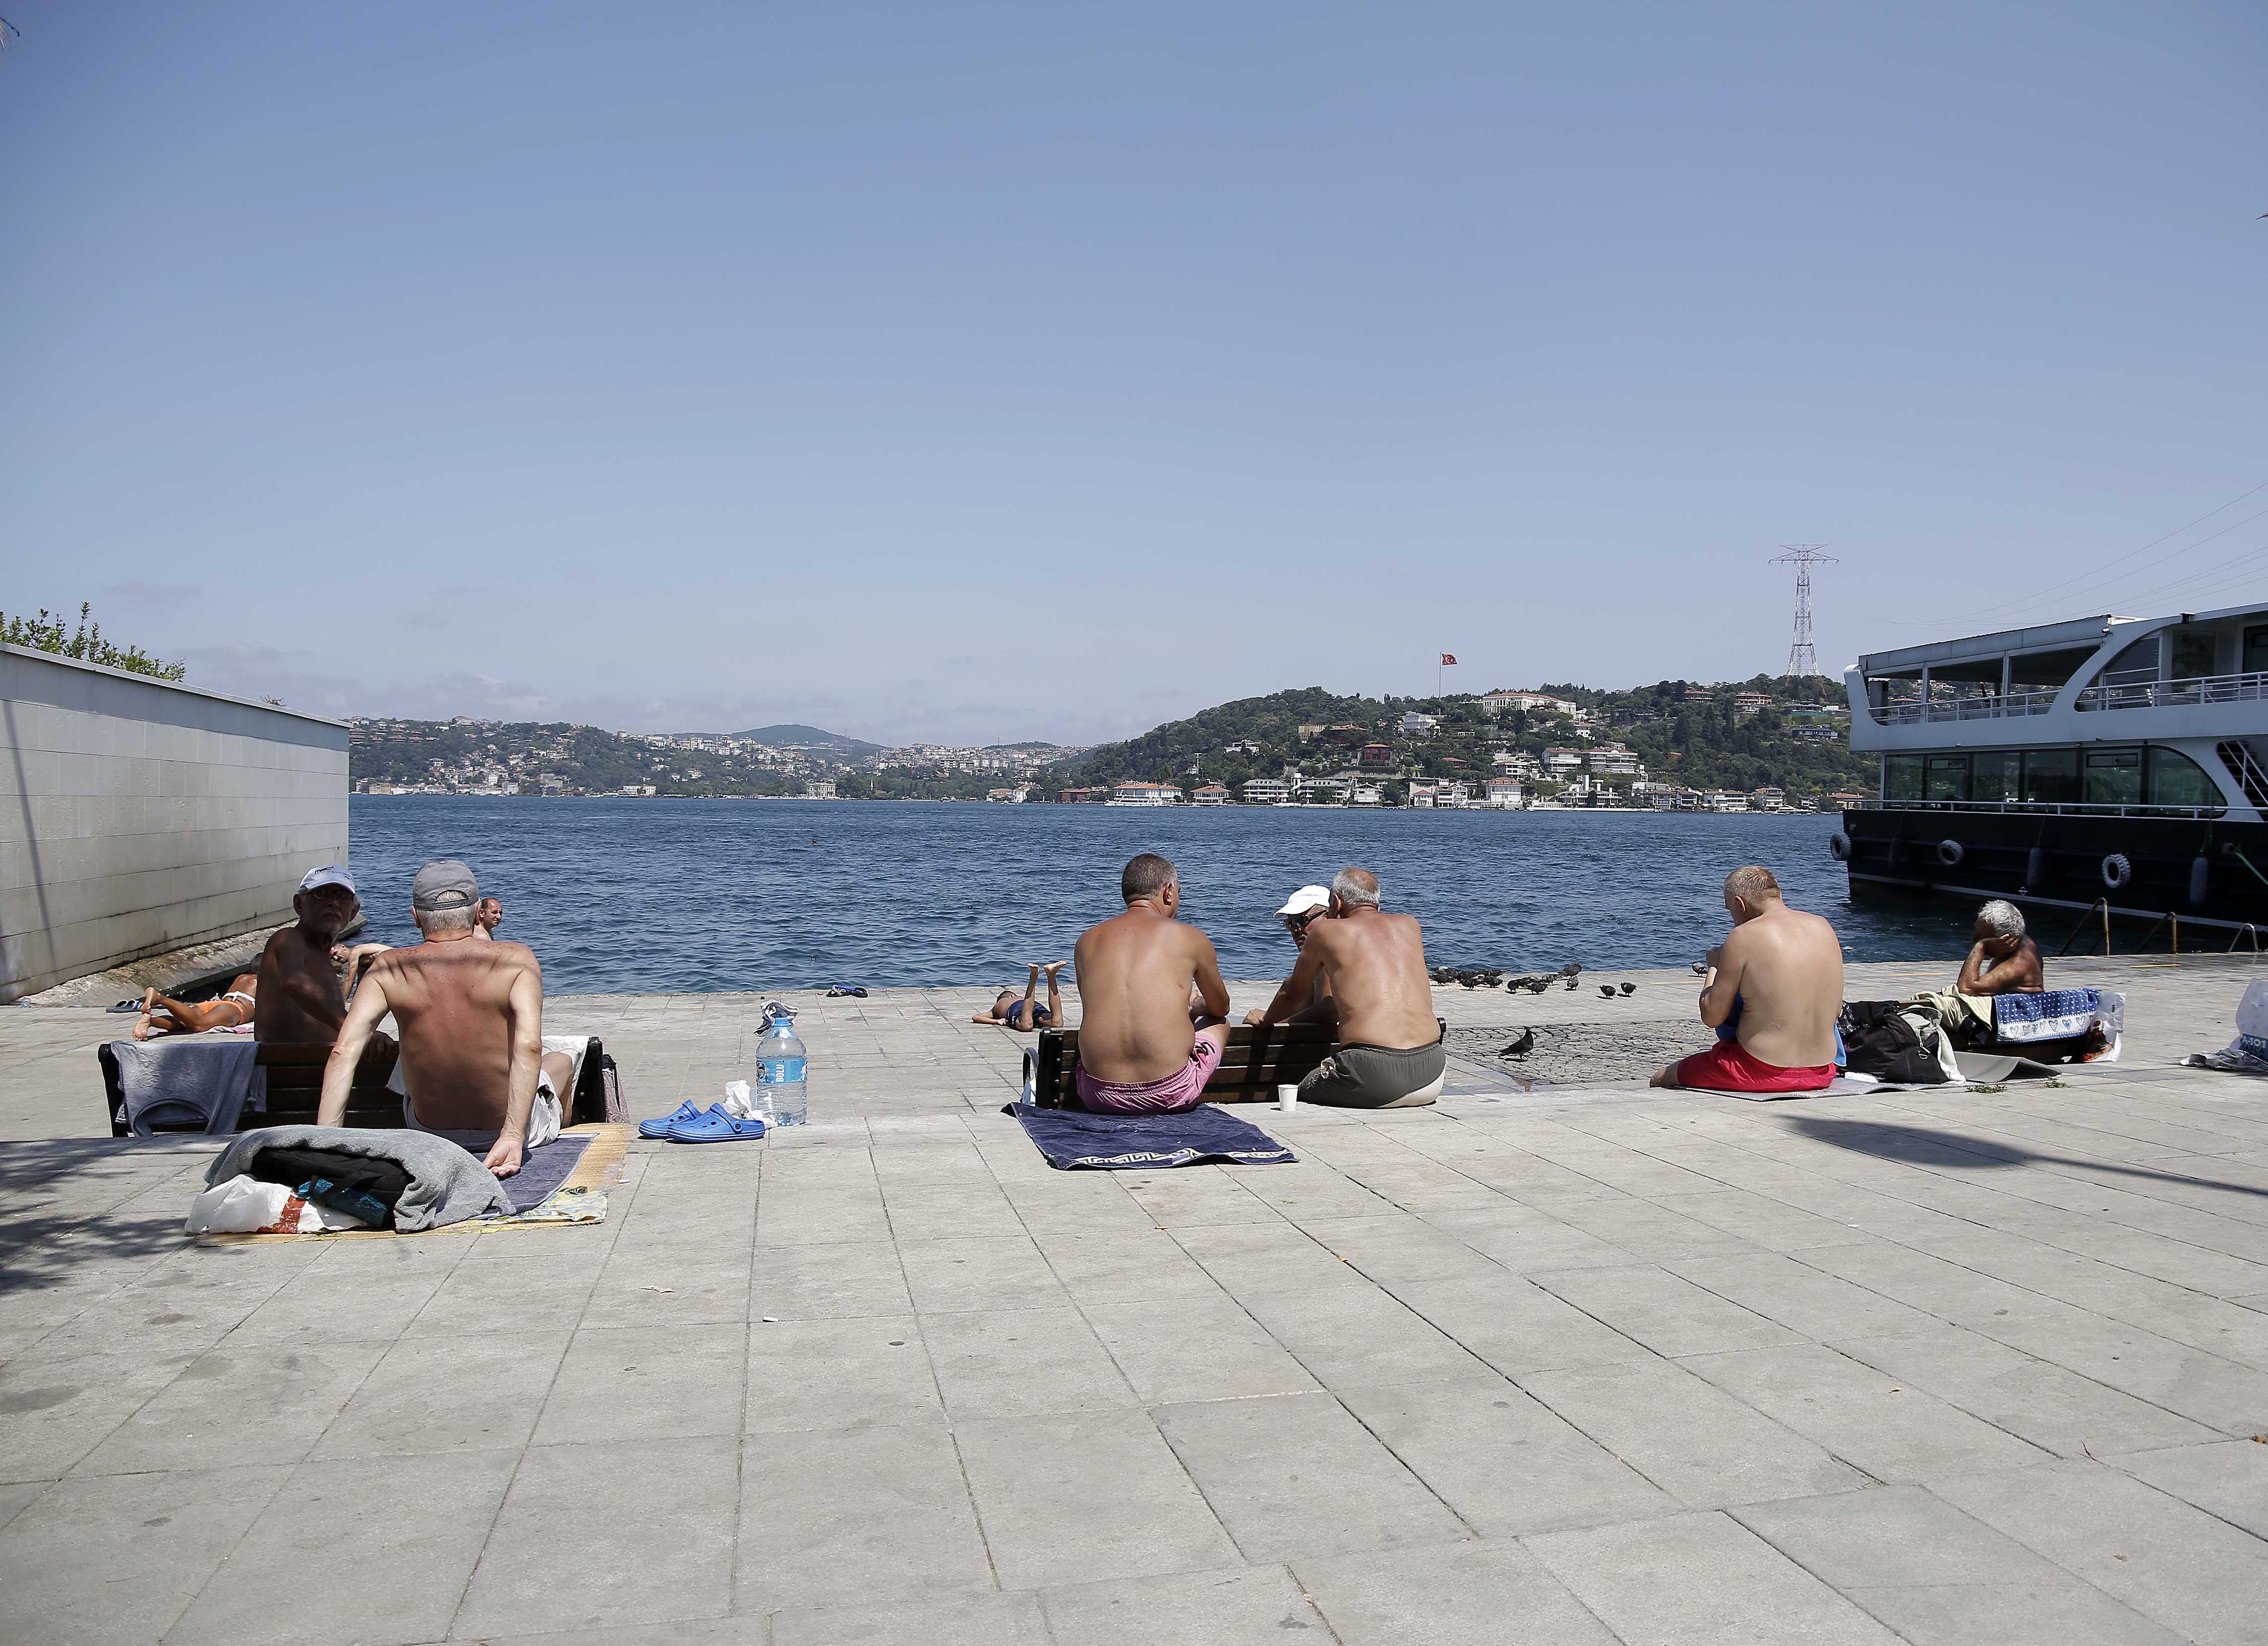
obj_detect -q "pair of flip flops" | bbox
[825,985,867,998]
[638,1101,766,1142]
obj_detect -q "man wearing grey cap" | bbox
[318,859,573,1177]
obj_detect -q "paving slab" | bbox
[1525,1509,1901,1645]
[1153,1389,1469,1560]
[1291,1537,1621,1645]
[1037,1562,1332,1644]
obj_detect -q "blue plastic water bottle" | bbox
[755,1003,808,1125]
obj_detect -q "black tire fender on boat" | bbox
[2101,852,2133,891]
[2026,846,2045,888]
[1935,838,1964,868]
[2190,855,2211,906]
[1829,831,1853,862]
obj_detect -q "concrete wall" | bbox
[0,645,349,1002]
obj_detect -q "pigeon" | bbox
[1599,985,1616,999]
[1559,962,1583,977]
[1619,982,1636,996]
[1691,960,1708,975]
[1564,977,1579,991]
[1498,1028,1535,1057]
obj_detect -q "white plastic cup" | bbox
[1277,1085,1298,1113]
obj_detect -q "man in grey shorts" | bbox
[1245,867,1444,1108]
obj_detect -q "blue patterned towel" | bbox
[1994,989,2101,1042]
[1003,1102,1296,1170]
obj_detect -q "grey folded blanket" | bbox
[206,1126,512,1231]
[108,1037,265,1136]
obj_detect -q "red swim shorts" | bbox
[1673,1038,1835,1093]
[1077,1035,1224,1115]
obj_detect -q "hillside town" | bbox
[348,675,1865,810]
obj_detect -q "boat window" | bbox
[1882,755,1923,802]
[1865,672,1922,715]
[2084,748,2144,807]
[2006,647,2097,693]
[1971,750,2022,803]
[2022,748,2080,804]
[2246,626,2268,676]
[1924,755,1969,802]
[2170,630,2217,681]
[2148,747,2223,812]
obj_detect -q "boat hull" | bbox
[1841,808,2268,936]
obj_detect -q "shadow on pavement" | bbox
[1784,1116,2268,1201]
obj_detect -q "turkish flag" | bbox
[1439,654,1458,666]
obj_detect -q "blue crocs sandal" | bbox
[666,1104,767,1143]
[639,1100,706,1139]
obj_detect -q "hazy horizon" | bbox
[6,3,2263,747]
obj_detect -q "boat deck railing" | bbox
[1870,688,2059,725]
[2074,666,2268,712]
[1855,798,2229,820]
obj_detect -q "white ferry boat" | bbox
[1840,604,2268,934]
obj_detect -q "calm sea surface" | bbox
[348,798,1973,995]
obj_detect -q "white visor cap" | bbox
[1275,885,1333,918]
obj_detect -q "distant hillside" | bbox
[730,723,884,757]
[1046,677,1868,801]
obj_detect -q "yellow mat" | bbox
[195,1123,633,1244]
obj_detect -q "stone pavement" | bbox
[2,957,2266,1643]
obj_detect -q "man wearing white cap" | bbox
[1243,885,1337,1027]
[255,864,382,1046]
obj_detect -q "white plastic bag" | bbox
[184,1175,291,1235]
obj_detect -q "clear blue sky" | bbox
[3,2,2262,746]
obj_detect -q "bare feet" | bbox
[132,988,161,1042]
[1043,961,1067,980]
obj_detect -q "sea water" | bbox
[349,797,1974,995]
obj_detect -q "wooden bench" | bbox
[99,1037,613,1136]
[1024,1023,1340,1109]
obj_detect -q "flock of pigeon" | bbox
[1428,961,1640,1003]
[1421,960,1644,1060]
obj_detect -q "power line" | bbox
[1771,545,1836,677]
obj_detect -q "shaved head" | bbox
[1724,865,1781,907]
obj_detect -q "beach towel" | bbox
[206,1125,512,1231]
[107,1037,266,1135]
[1002,1101,1296,1170]
[1994,988,2104,1043]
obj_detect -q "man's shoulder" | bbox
[262,925,311,959]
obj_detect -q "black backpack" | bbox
[1837,1001,1947,1085]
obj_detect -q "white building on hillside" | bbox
[1398,712,1437,738]
[1191,783,1230,805]
[1240,777,1292,805]
[1486,778,1524,809]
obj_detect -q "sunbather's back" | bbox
[367,938,541,1131]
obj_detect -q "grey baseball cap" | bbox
[298,864,357,896]
[411,858,480,911]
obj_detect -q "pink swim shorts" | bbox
[1076,1035,1224,1115]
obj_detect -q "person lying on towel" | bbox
[975,962,1067,1031]
[1069,854,1233,1115]
[1652,866,1842,1093]
[134,972,258,1040]
[318,859,574,1178]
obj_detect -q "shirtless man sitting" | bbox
[1249,867,1443,1107]
[1957,900,2043,996]
[1069,854,1232,1114]
[256,865,390,1052]
[1652,865,1843,1092]
[1244,885,1336,1027]
[318,859,573,1177]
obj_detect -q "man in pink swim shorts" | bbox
[1071,853,1234,1115]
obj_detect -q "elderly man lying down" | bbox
[319,859,574,1178]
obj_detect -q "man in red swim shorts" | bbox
[1652,866,1843,1093]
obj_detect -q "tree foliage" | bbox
[2,603,186,681]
